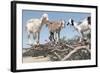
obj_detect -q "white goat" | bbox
[67,16,91,42]
[26,13,48,45]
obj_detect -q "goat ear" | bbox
[67,22,69,25]
[87,16,91,25]
[71,19,74,23]
[71,19,74,26]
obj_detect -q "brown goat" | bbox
[46,20,65,43]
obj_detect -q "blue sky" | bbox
[22,10,90,48]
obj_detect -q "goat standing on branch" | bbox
[67,16,91,42]
[26,13,49,46]
[46,20,65,43]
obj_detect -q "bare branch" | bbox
[51,48,69,52]
[61,46,91,61]
[54,52,62,60]
[64,44,74,49]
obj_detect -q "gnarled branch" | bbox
[61,46,91,61]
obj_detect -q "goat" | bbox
[67,16,91,42]
[26,13,49,46]
[46,20,65,43]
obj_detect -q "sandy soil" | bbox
[23,56,50,63]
